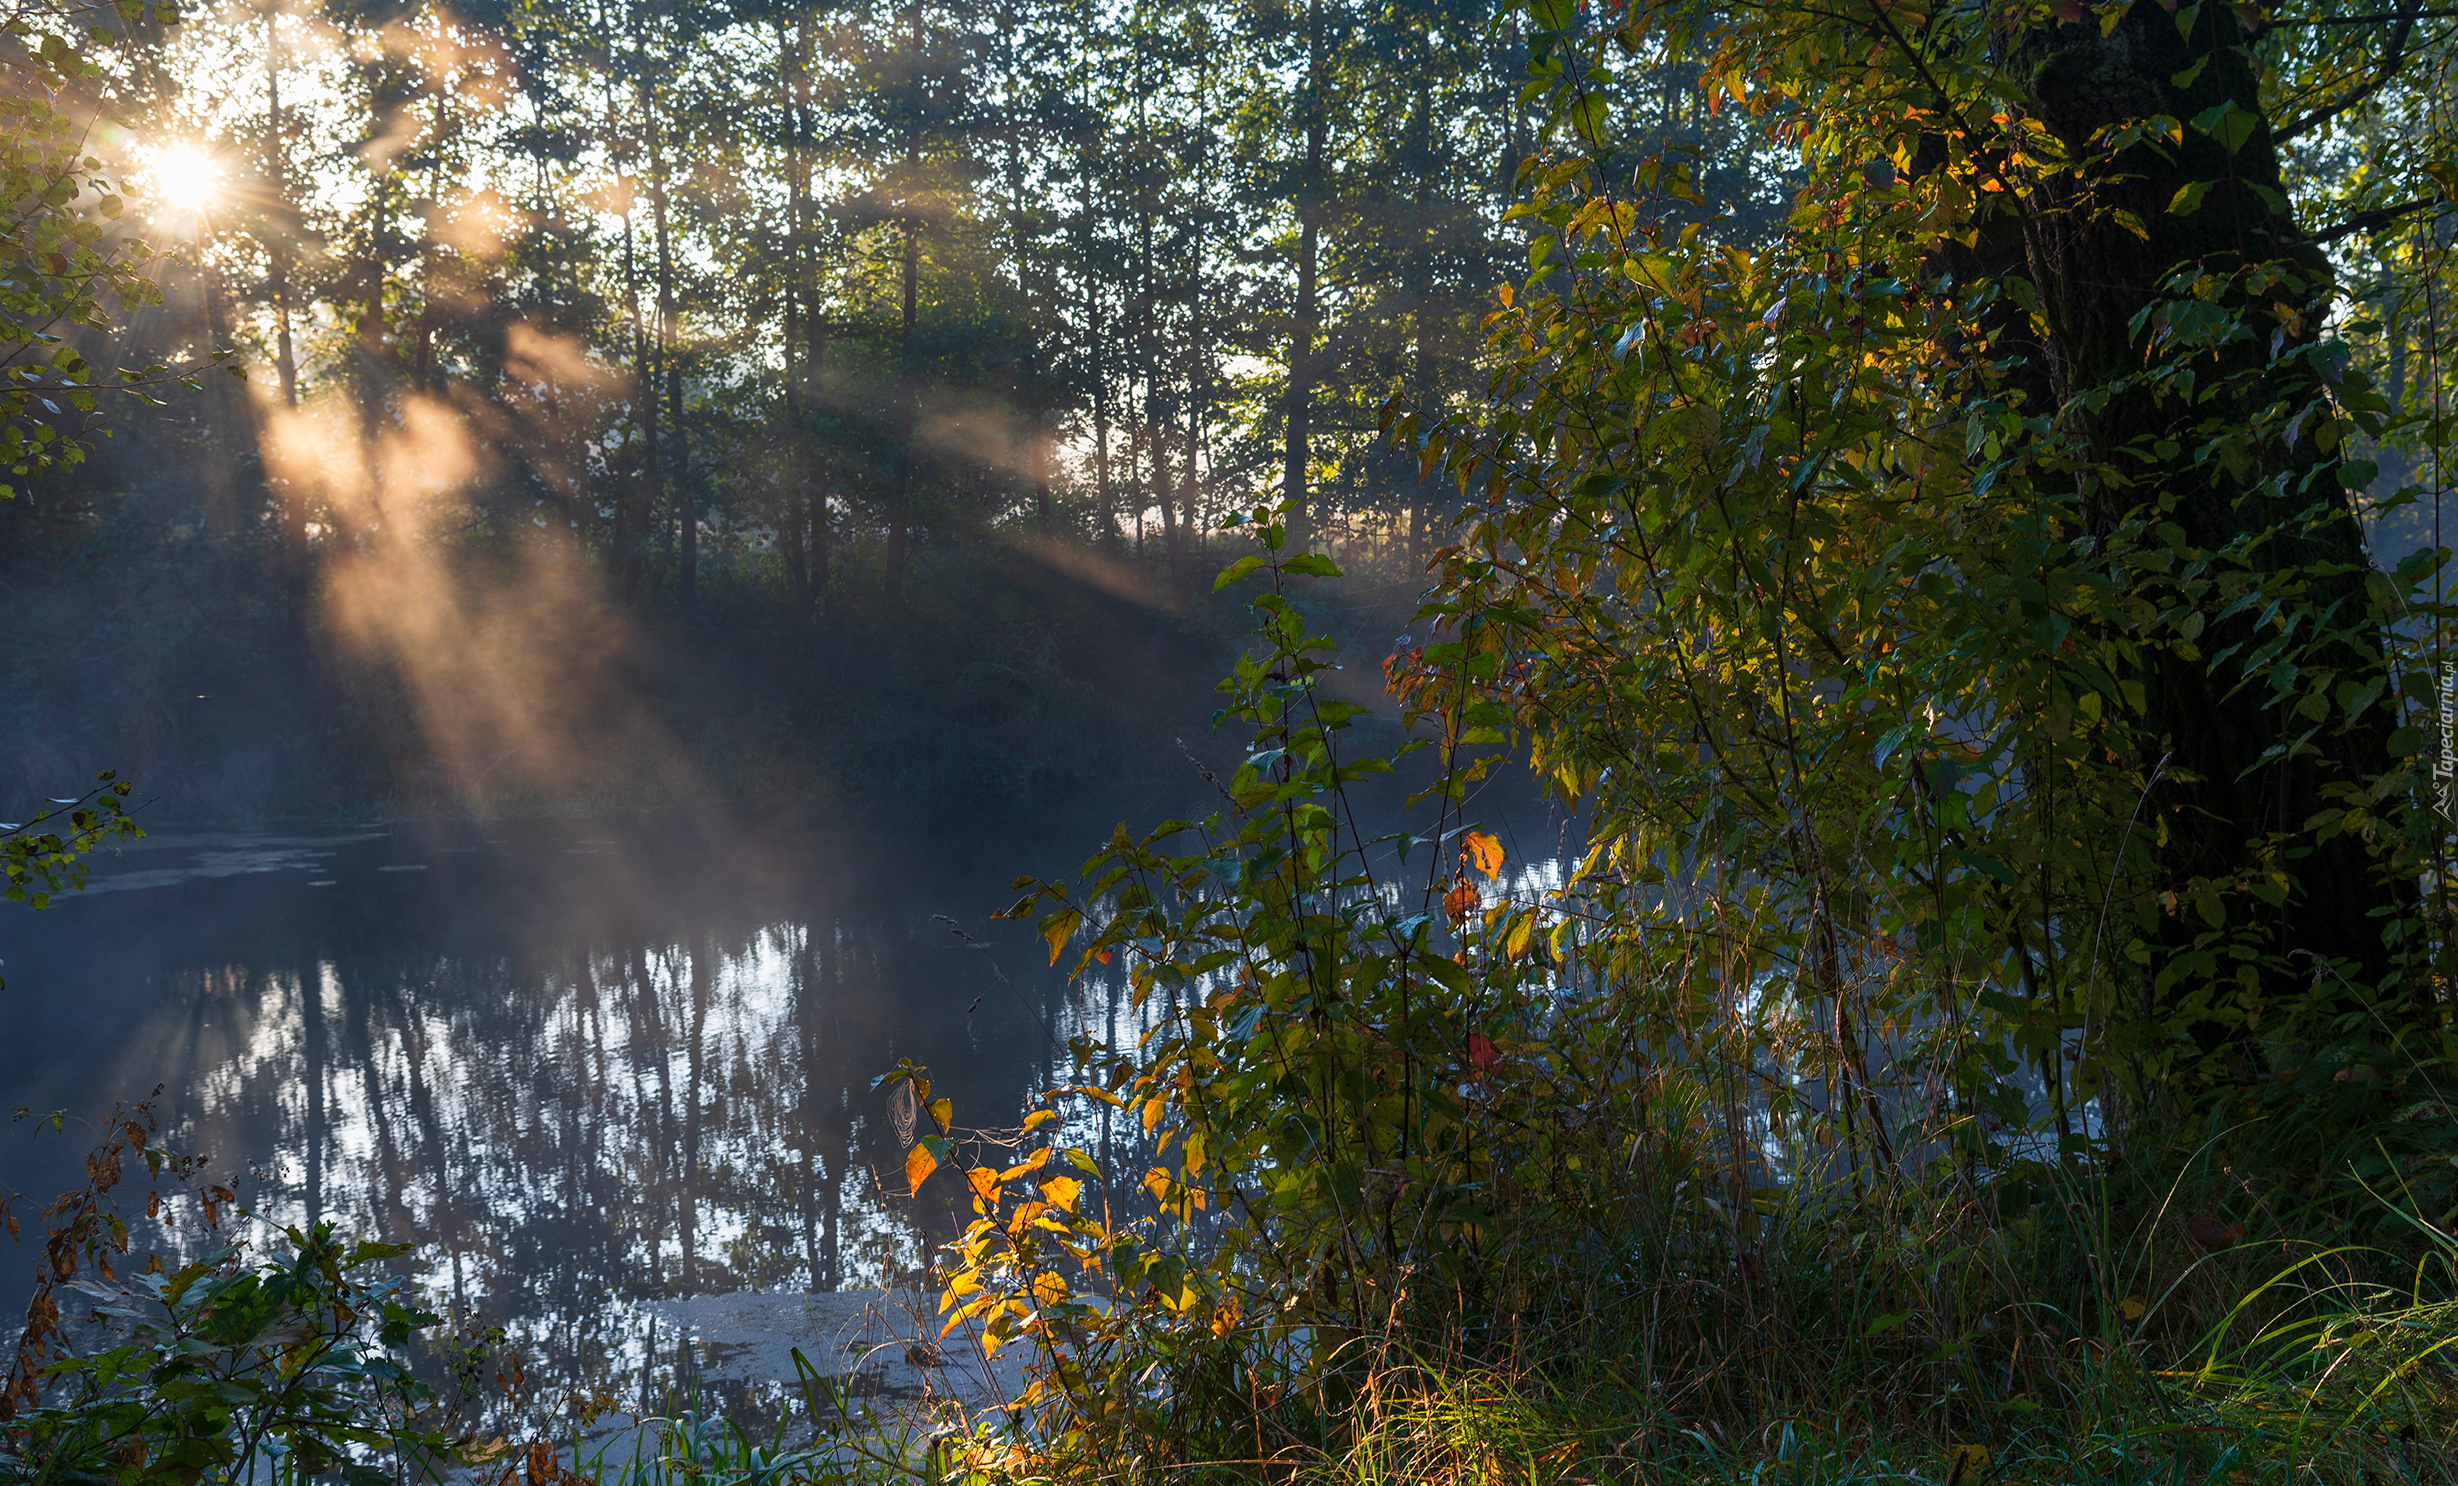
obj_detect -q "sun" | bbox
[147,144,223,213]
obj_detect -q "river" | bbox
[0,790,1222,1413]
[0,773,1563,1429]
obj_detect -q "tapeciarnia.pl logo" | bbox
[2439,661,2456,820]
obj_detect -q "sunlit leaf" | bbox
[1464,830,1504,880]
[1212,555,1265,592]
[1443,875,1480,924]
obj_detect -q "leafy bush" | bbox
[0,1223,453,1486]
[879,526,2458,1484]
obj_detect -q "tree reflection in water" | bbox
[0,802,1167,1418]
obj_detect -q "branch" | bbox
[2275,0,2421,143]
[2310,196,2436,244]
[2272,6,2458,19]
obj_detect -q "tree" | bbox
[0,0,196,486]
[1396,0,2451,1120]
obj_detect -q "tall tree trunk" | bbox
[1155,396,1186,599]
[2009,4,2409,1030]
[781,17,816,613]
[195,217,239,539]
[355,135,397,438]
[781,280,810,605]
[1182,28,1215,593]
[1091,281,1115,550]
[1282,0,1325,549]
[1406,48,1436,557]
[622,198,655,602]
[792,11,831,616]
[265,6,305,583]
[416,89,445,390]
[601,6,650,602]
[649,94,691,608]
[1033,423,1052,528]
[884,0,923,603]
[264,8,299,419]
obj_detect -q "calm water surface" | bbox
[0,776,1564,1418]
[0,791,1226,1400]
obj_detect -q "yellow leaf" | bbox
[1465,829,1504,880]
[926,1098,952,1133]
[998,1148,1052,1181]
[1042,908,1081,966]
[1142,1096,1166,1133]
[1144,1167,1172,1202]
[1503,913,1535,960]
[1210,1298,1240,1338]
[905,1142,938,1192]
[1031,1272,1069,1307]
[2120,1296,2146,1321]
[1042,1174,1083,1211]
[965,1167,1000,1206]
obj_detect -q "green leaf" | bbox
[1567,92,1608,145]
[2191,101,2256,154]
[1954,850,2019,887]
[2168,180,2211,216]
[1282,553,1343,578]
[1213,554,1266,592]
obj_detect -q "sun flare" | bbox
[147,143,222,213]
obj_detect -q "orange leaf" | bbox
[905,1142,938,1193]
[1465,830,1504,880]
[1443,875,1481,923]
[965,1167,1000,1207]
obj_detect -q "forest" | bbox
[0,0,2455,1475]
[0,0,1787,816]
